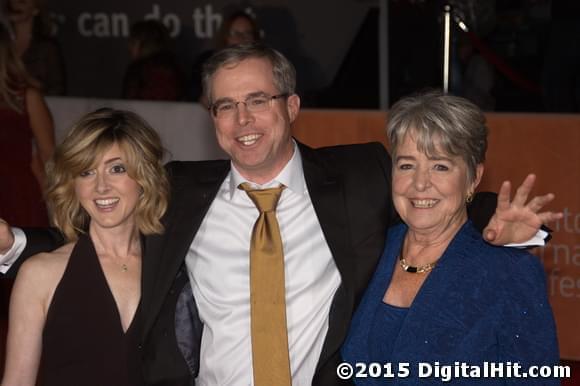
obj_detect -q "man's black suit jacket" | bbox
[140,141,395,385]
[15,141,496,386]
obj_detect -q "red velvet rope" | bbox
[466,31,541,94]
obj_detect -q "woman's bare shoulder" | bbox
[18,242,75,284]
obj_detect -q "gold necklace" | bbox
[399,255,438,274]
[111,259,129,272]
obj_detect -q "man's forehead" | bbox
[214,57,272,77]
[210,58,276,98]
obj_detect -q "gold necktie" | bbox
[239,183,291,386]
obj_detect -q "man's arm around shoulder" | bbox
[0,220,64,278]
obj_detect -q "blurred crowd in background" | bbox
[1,0,579,113]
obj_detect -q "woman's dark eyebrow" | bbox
[395,155,415,162]
[103,157,123,165]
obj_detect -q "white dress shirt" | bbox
[186,144,341,386]
[0,228,26,274]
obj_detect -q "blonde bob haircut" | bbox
[46,108,169,241]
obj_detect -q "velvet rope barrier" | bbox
[465,30,541,94]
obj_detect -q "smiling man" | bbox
[0,43,560,386]
[209,56,298,184]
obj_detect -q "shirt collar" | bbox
[228,140,306,200]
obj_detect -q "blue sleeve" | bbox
[498,250,561,385]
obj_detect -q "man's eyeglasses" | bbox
[209,93,289,119]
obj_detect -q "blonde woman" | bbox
[2,109,169,386]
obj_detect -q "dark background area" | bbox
[320,0,579,113]
[2,0,578,112]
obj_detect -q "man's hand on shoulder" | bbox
[483,174,563,245]
[0,218,15,255]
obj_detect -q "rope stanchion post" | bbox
[442,4,452,94]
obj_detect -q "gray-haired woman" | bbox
[342,91,560,385]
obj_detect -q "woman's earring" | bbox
[465,191,474,204]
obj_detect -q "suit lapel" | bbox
[141,162,230,338]
[298,143,357,369]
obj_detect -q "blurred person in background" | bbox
[190,9,261,104]
[0,22,53,326]
[456,34,495,111]
[6,0,65,96]
[122,19,186,101]
[0,23,53,230]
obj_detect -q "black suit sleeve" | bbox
[368,142,400,227]
[3,227,65,278]
[467,191,498,233]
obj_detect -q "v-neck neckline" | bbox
[82,234,141,335]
